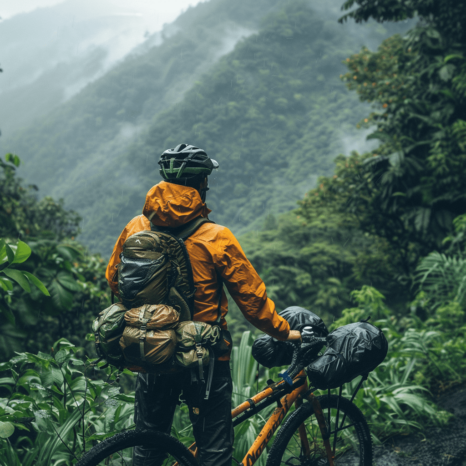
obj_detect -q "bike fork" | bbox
[308,393,335,466]
[294,397,311,457]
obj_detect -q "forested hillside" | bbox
[2,0,407,255]
[0,0,285,251]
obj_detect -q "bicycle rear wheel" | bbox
[267,395,372,466]
[76,430,197,466]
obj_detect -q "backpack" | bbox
[93,216,230,382]
[117,216,212,320]
[305,322,388,389]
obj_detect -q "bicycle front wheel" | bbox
[267,395,372,466]
[76,430,197,466]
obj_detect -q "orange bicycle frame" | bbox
[176,371,335,466]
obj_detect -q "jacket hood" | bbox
[143,181,211,227]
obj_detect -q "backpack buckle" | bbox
[139,323,148,339]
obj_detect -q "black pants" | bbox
[133,361,234,466]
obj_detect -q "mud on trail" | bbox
[373,384,466,465]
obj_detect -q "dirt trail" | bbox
[373,384,466,465]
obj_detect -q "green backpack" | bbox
[93,216,230,380]
[117,216,212,320]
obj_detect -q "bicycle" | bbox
[77,331,373,466]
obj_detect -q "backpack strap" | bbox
[151,216,223,324]
[138,305,154,362]
[177,217,213,241]
[150,216,213,240]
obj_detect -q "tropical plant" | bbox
[298,0,466,297]
[231,331,272,465]
[0,239,49,324]
[0,154,111,357]
[0,339,135,465]
[416,214,466,309]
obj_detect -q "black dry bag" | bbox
[306,322,388,389]
[252,306,328,368]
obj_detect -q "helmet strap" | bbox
[199,177,209,203]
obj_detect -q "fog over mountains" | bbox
[0,0,411,255]
[0,0,204,133]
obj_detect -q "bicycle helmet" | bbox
[158,144,219,183]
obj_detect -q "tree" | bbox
[0,155,110,357]
[299,0,466,288]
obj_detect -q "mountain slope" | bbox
[2,0,288,222]
[0,0,182,134]
[4,0,408,255]
[65,1,403,254]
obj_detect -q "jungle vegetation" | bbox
[1,0,466,463]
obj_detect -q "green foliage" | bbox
[0,238,49,326]
[0,155,111,357]
[0,155,81,241]
[241,212,366,319]
[294,0,466,302]
[316,286,454,439]
[0,340,135,465]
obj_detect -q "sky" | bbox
[0,0,203,22]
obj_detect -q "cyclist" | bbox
[105,144,301,466]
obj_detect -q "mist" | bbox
[0,0,204,134]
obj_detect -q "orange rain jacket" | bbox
[106,181,291,356]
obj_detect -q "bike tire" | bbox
[267,395,372,466]
[76,430,198,466]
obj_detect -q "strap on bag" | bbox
[196,344,205,382]
[204,349,215,400]
[138,306,154,362]
[139,321,149,361]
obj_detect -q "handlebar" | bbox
[279,329,327,385]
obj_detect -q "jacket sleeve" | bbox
[105,215,151,295]
[212,227,290,341]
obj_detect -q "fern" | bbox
[415,251,466,306]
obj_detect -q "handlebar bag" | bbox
[306,322,388,389]
[252,306,329,368]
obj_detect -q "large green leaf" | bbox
[22,271,50,296]
[0,302,15,325]
[0,239,6,263]
[4,243,15,265]
[0,276,13,292]
[49,280,74,310]
[0,421,15,438]
[56,271,81,293]
[11,241,31,265]
[2,269,31,292]
[40,366,64,388]
[56,245,81,262]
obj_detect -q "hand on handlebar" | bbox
[280,327,327,385]
[286,330,302,341]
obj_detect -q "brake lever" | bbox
[279,345,300,386]
[279,333,326,386]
